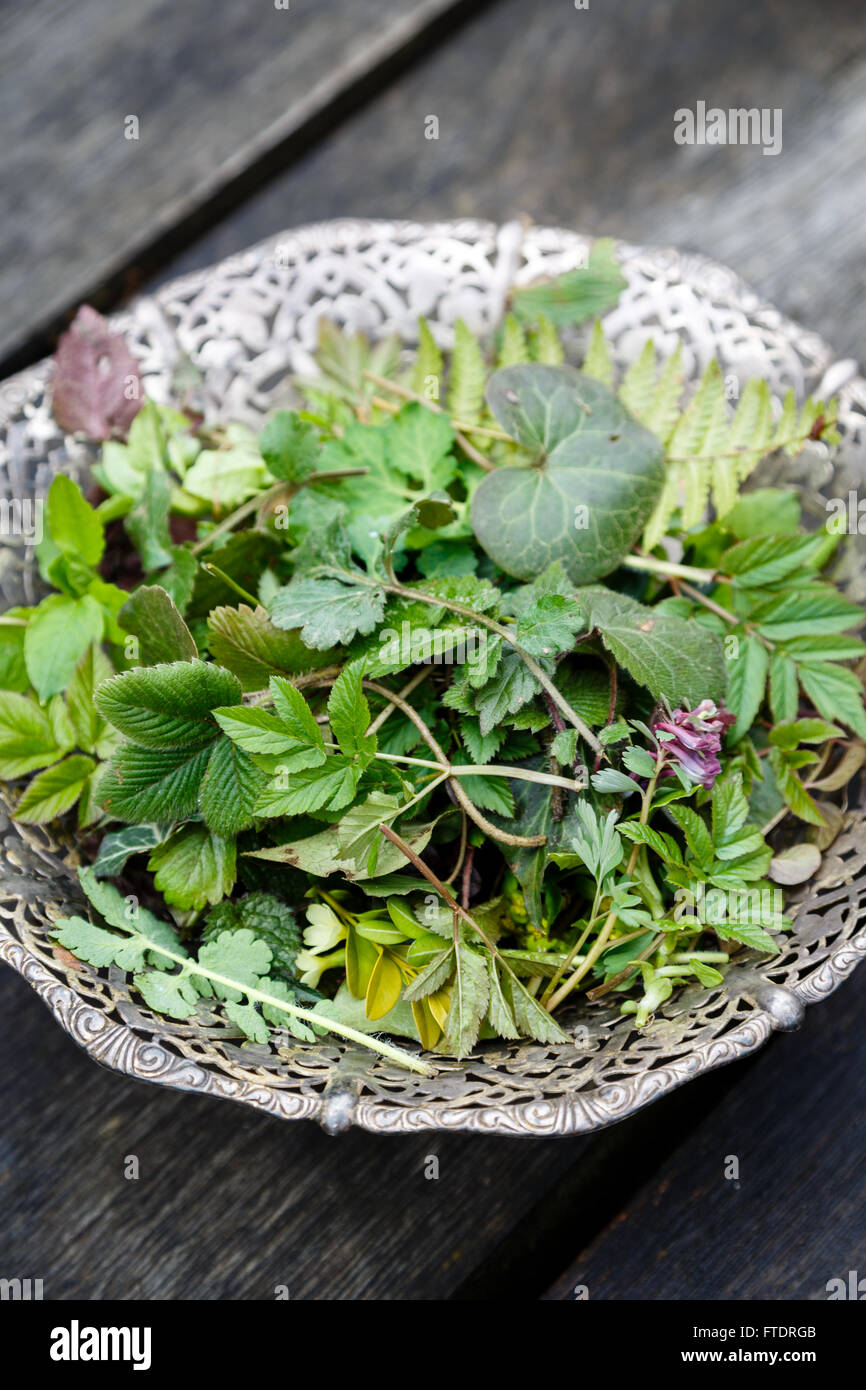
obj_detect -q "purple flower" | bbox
[651,699,736,790]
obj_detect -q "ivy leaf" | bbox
[51,305,142,440]
[207,603,336,691]
[0,691,63,778]
[199,735,266,837]
[575,586,727,706]
[725,634,769,740]
[95,661,241,749]
[15,754,96,824]
[269,576,385,649]
[148,825,236,911]
[259,410,319,483]
[91,823,166,878]
[24,593,104,701]
[97,743,213,821]
[119,586,198,665]
[471,365,664,583]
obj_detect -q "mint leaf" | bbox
[95,661,241,749]
[15,754,95,824]
[576,586,727,706]
[24,593,104,700]
[119,585,198,665]
[97,743,212,821]
[472,365,664,582]
[148,825,236,911]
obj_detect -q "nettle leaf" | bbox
[253,757,359,818]
[148,824,236,911]
[725,634,769,740]
[471,365,664,582]
[207,603,336,692]
[259,410,319,484]
[269,576,385,649]
[95,660,241,749]
[576,586,727,706]
[15,754,96,824]
[24,593,104,701]
[199,735,266,837]
[327,662,375,760]
[97,743,212,821]
[119,586,198,665]
[796,662,866,740]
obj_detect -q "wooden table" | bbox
[1,0,864,1300]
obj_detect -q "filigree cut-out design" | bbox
[1,220,864,1135]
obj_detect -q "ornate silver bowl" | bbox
[1,220,865,1136]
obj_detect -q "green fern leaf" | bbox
[529,314,565,365]
[582,319,614,386]
[448,319,486,427]
[497,313,529,368]
[411,318,444,402]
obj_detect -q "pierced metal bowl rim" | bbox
[1,217,865,1137]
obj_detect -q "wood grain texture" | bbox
[156,0,866,361]
[0,963,747,1300]
[0,0,487,368]
[543,963,866,1301]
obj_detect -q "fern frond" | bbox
[529,314,565,365]
[619,341,659,422]
[448,319,487,426]
[411,317,443,401]
[497,313,529,368]
[582,319,614,386]
[641,343,684,445]
[713,378,773,516]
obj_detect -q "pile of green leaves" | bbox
[1,242,862,1071]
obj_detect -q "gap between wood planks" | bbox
[0,0,500,380]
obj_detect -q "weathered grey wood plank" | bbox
[0,0,488,368]
[158,0,866,361]
[543,963,866,1301]
[0,958,751,1301]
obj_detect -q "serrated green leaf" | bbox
[575,586,727,706]
[24,593,104,701]
[148,824,236,911]
[259,410,319,483]
[253,756,359,817]
[199,735,266,837]
[95,660,241,749]
[725,634,768,740]
[796,661,866,740]
[327,661,375,759]
[97,743,212,821]
[0,690,61,778]
[119,586,198,665]
[269,576,386,649]
[207,603,336,692]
